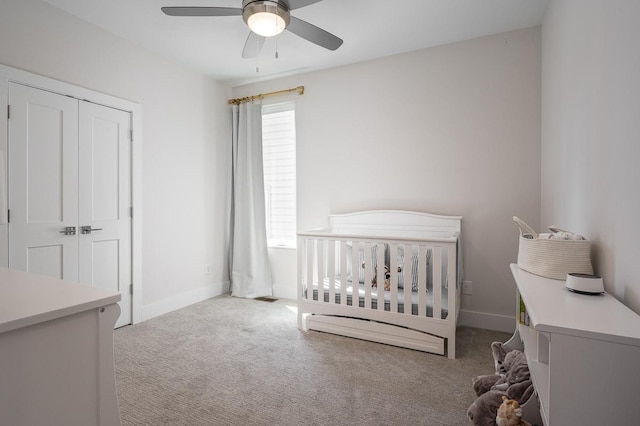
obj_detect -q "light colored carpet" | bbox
[114,294,510,426]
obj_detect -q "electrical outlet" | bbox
[462,280,473,295]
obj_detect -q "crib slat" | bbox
[389,243,398,313]
[306,239,314,301]
[297,236,304,329]
[328,240,336,304]
[433,247,442,319]
[404,244,413,315]
[418,245,427,317]
[363,242,372,309]
[340,241,348,306]
[447,242,456,316]
[376,242,385,311]
[317,239,325,303]
[298,236,305,302]
[351,241,361,307]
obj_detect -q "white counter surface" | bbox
[0,267,121,334]
[510,263,640,346]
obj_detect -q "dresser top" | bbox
[0,267,121,334]
[511,264,640,346]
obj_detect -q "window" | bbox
[262,102,296,248]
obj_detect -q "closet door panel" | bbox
[90,116,120,221]
[8,83,79,281]
[78,101,132,327]
[26,103,65,222]
[26,245,63,279]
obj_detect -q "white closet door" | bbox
[78,101,132,328]
[8,83,79,281]
[8,84,133,328]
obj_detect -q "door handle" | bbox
[59,226,77,235]
[81,225,103,235]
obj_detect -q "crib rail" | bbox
[297,230,458,323]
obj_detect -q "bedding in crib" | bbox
[308,278,449,318]
[347,244,435,291]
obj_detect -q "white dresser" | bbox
[0,267,122,426]
[507,264,640,425]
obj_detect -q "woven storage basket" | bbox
[513,216,593,280]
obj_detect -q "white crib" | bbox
[297,210,462,358]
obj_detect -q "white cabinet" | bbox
[0,267,121,426]
[507,264,640,425]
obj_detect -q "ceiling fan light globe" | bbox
[248,12,286,37]
[243,1,290,37]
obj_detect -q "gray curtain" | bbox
[229,103,272,298]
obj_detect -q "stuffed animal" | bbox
[472,343,516,397]
[473,350,530,395]
[467,390,507,426]
[468,347,534,426]
[506,380,534,405]
[491,342,512,373]
[495,396,532,426]
[492,350,530,391]
[472,373,503,396]
[371,265,391,291]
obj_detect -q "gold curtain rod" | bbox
[227,86,304,105]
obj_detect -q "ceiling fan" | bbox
[161,0,343,59]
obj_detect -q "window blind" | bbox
[262,102,296,247]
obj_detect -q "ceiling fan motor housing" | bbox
[242,0,291,34]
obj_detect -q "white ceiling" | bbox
[41,0,549,86]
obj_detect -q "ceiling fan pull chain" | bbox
[256,36,261,73]
[275,37,279,59]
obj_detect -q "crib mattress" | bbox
[309,279,449,319]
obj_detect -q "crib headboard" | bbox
[327,210,462,240]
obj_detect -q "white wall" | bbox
[233,27,542,329]
[542,0,640,314]
[0,0,231,319]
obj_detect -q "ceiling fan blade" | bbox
[161,7,242,17]
[242,32,266,59]
[287,16,343,51]
[284,0,323,10]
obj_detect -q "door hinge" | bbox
[6,209,9,223]
[129,284,133,295]
[129,206,133,218]
[7,105,10,119]
[130,129,133,141]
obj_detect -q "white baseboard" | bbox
[140,280,230,322]
[459,309,516,334]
